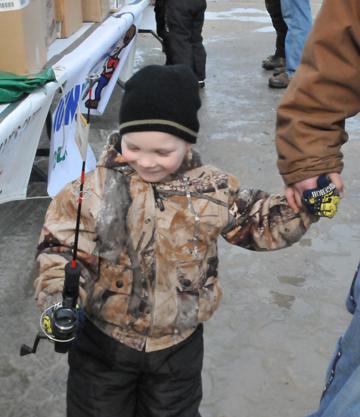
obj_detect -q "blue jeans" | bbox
[280,0,312,76]
[308,264,360,417]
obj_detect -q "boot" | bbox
[268,71,291,88]
[262,55,285,70]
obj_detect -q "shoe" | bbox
[198,80,205,89]
[268,71,291,89]
[272,66,286,76]
[262,55,285,71]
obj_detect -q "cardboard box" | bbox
[82,0,110,23]
[0,0,47,75]
[55,0,82,38]
[44,0,57,46]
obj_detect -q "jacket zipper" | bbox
[151,184,165,211]
[147,184,162,348]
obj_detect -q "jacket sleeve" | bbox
[221,175,315,251]
[276,0,360,185]
[34,175,99,311]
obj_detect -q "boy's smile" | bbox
[121,131,191,183]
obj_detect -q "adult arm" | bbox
[276,0,360,186]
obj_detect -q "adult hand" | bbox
[285,173,344,213]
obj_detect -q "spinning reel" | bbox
[20,262,80,355]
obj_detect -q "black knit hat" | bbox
[119,64,201,143]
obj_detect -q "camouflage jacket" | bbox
[35,145,313,352]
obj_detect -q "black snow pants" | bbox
[67,317,204,417]
[265,0,287,58]
[164,0,207,82]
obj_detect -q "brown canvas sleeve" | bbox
[276,0,360,185]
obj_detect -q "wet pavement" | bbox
[1,1,360,416]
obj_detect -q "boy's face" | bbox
[122,131,191,183]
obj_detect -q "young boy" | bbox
[35,65,314,417]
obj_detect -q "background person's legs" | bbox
[154,0,167,40]
[269,0,311,88]
[191,0,207,83]
[166,0,193,68]
[263,0,287,70]
[165,0,207,84]
[281,0,312,76]
[307,268,360,417]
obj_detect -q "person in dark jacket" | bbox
[154,0,207,88]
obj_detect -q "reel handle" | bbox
[20,332,47,356]
[63,262,81,308]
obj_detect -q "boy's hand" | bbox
[285,173,344,216]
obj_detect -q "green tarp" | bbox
[0,68,56,104]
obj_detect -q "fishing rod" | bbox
[20,74,98,356]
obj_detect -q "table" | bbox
[0,0,154,204]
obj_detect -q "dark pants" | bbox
[67,318,203,417]
[164,0,207,81]
[265,0,287,58]
[154,0,167,40]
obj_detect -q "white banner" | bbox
[75,107,90,161]
[0,83,57,204]
[0,0,150,203]
[47,1,149,196]
[47,83,97,197]
[79,28,137,115]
